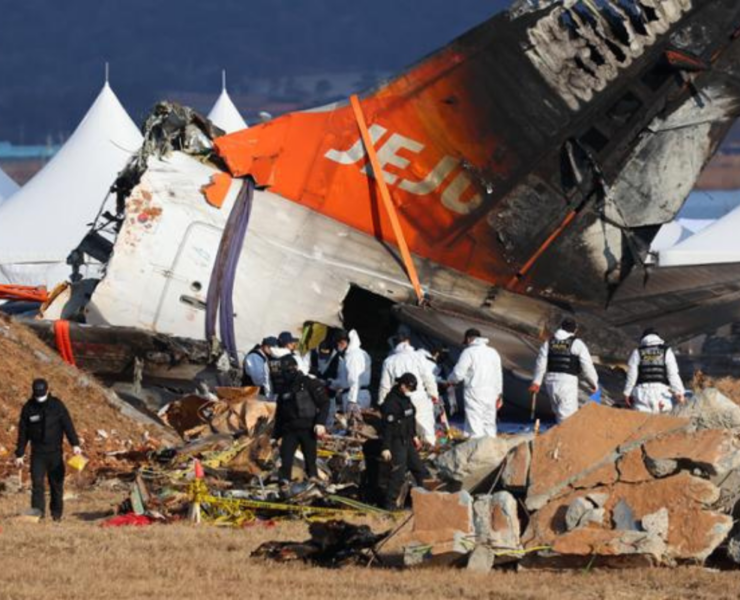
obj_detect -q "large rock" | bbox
[467,544,496,573]
[436,436,528,491]
[473,496,494,541]
[489,492,520,549]
[411,489,474,535]
[673,388,740,431]
[550,529,667,565]
[501,441,531,491]
[565,497,594,531]
[524,472,731,562]
[526,404,689,510]
[713,469,740,515]
[404,531,474,568]
[643,429,740,477]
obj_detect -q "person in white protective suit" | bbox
[330,329,372,415]
[530,318,599,423]
[378,334,439,446]
[623,329,685,413]
[448,328,503,438]
[418,346,458,418]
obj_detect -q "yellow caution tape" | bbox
[188,480,395,526]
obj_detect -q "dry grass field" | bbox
[1,489,740,600]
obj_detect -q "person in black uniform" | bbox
[14,379,82,521]
[273,356,330,484]
[380,373,431,510]
[310,339,340,382]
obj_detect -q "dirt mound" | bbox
[0,314,165,480]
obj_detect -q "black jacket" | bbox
[274,374,330,438]
[379,387,417,452]
[15,396,80,457]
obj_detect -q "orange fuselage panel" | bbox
[215,42,522,287]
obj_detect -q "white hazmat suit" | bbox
[331,330,372,412]
[379,341,438,445]
[624,334,684,414]
[532,329,599,423]
[417,349,458,417]
[448,337,502,438]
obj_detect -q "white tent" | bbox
[660,192,740,267]
[208,72,248,134]
[0,167,19,204]
[650,218,714,253]
[651,189,740,256]
[0,82,143,287]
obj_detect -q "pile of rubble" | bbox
[112,389,399,525]
[0,314,171,486]
[391,390,740,571]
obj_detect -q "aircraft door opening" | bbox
[153,222,223,339]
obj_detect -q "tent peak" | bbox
[208,82,248,134]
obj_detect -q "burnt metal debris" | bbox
[110,389,434,528]
[252,520,391,567]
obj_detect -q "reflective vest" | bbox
[637,345,669,385]
[547,337,581,375]
[268,355,295,397]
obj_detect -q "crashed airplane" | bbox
[22,0,740,407]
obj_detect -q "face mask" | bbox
[34,394,48,403]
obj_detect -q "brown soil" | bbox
[1,489,739,600]
[0,314,160,478]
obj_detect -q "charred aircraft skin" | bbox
[25,319,218,383]
[216,0,740,310]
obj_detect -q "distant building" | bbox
[0,140,59,161]
[0,141,60,186]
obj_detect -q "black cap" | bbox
[262,336,279,347]
[335,329,349,343]
[278,331,299,347]
[561,318,577,333]
[464,328,481,343]
[642,328,659,339]
[32,378,48,398]
[396,372,418,391]
[394,332,411,344]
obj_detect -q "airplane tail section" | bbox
[215,0,740,307]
